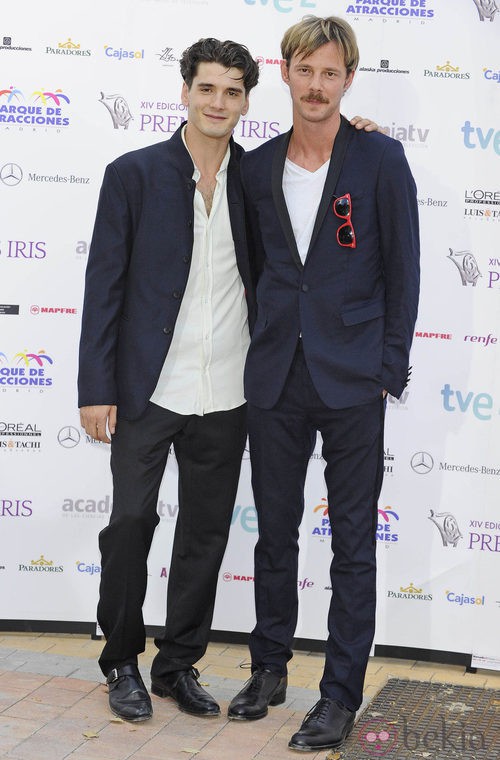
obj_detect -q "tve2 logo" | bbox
[462,121,500,154]
[441,384,495,420]
[243,0,316,13]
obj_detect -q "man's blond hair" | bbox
[281,15,359,74]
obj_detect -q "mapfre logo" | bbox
[222,572,254,582]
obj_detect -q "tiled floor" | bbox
[1,632,499,759]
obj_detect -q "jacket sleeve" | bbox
[77,162,133,408]
[377,139,420,398]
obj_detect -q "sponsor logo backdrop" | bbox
[1,0,499,668]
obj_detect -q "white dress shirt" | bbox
[150,131,250,415]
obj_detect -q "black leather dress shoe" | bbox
[106,664,153,722]
[227,668,287,720]
[288,698,355,751]
[151,667,220,717]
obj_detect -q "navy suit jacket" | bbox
[241,116,420,410]
[78,124,256,420]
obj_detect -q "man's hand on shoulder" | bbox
[350,115,387,134]
[80,405,117,444]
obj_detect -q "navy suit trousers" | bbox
[247,342,385,710]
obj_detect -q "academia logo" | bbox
[379,121,429,148]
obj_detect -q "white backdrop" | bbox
[1,0,499,669]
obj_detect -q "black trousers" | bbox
[97,401,247,677]
[247,344,385,711]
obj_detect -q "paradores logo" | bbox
[0,86,71,128]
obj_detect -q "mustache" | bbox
[301,91,329,104]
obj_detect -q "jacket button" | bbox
[187,219,193,227]
[183,255,190,263]
[173,291,181,299]
[163,327,172,335]
[301,283,309,292]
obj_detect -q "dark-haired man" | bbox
[79,38,259,722]
[79,35,378,723]
[228,16,419,751]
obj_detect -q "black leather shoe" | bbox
[151,667,220,717]
[288,698,355,751]
[227,668,287,720]
[106,664,152,722]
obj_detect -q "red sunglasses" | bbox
[333,193,356,249]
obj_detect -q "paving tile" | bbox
[3,697,66,722]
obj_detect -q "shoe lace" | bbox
[302,698,333,726]
[246,670,268,694]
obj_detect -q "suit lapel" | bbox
[306,115,352,258]
[271,129,303,271]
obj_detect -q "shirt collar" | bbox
[181,125,230,182]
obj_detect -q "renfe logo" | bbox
[462,121,500,154]
[441,384,494,420]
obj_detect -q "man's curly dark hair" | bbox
[180,38,259,94]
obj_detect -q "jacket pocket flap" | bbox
[341,299,385,326]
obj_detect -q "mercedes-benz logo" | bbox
[410,451,434,474]
[0,163,23,186]
[57,426,80,448]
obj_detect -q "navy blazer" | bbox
[241,116,420,410]
[78,124,256,420]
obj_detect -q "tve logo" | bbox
[462,121,500,154]
[441,384,494,420]
[231,504,258,532]
[243,0,316,13]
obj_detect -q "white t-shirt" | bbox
[282,157,330,264]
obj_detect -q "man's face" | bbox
[280,41,354,126]
[181,61,249,141]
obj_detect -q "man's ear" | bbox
[343,70,355,94]
[280,60,290,84]
[241,96,249,117]
[181,81,189,106]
